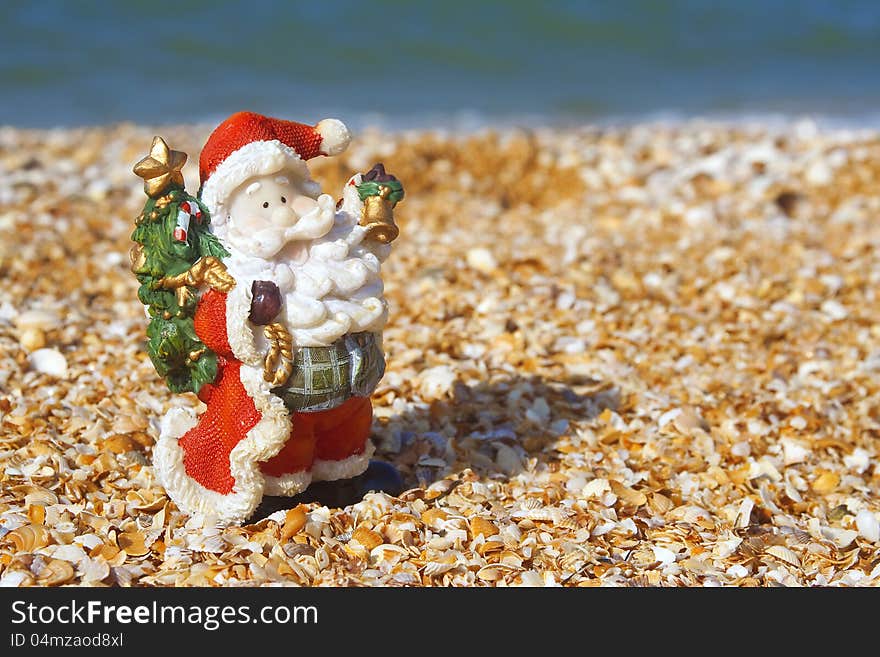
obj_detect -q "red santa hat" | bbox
[198,111,350,223]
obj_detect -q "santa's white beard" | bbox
[218,200,388,348]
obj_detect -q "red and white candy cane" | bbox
[173,199,203,242]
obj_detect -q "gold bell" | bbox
[360,185,399,244]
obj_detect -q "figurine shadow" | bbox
[246,373,619,523]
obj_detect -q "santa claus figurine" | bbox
[137,111,404,524]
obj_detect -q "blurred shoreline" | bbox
[4,110,880,139]
[6,2,880,138]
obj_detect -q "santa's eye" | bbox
[281,196,287,204]
[262,202,269,208]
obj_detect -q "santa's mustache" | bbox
[281,193,336,241]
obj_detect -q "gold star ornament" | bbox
[133,136,188,198]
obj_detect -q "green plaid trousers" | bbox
[271,332,386,413]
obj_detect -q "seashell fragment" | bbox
[114,413,149,433]
[477,540,504,555]
[672,407,709,434]
[652,546,677,566]
[14,309,59,330]
[99,434,140,454]
[21,486,59,507]
[466,247,497,274]
[126,492,167,514]
[821,526,858,549]
[423,561,457,576]
[80,557,111,583]
[0,570,35,587]
[778,526,811,545]
[855,510,880,543]
[117,531,149,557]
[36,559,75,586]
[609,480,647,507]
[18,327,46,352]
[470,517,499,538]
[477,566,502,581]
[27,348,68,377]
[28,505,46,526]
[352,526,384,551]
[811,471,840,494]
[314,547,330,570]
[281,506,307,541]
[9,481,52,501]
[424,478,459,500]
[369,543,409,561]
[648,492,674,515]
[420,507,448,527]
[582,478,611,498]
[764,545,800,567]
[6,524,51,551]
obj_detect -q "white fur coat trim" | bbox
[311,441,375,482]
[224,281,263,367]
[263,470,312,496]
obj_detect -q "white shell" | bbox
[27,348,68,377]
[856,510,880,543]
[765,545,800,567]
[423,561,456,576]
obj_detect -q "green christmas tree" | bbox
[131,137,234,395]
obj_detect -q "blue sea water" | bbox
[1,0,879,129]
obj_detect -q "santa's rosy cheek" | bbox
[235,214,270,233]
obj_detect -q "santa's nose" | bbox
[270,205,298,227]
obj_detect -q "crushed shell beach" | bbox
[0,118,878,586]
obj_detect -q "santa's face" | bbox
[224,172,334,259]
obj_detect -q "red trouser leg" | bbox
[313,396,373,462]
[258,413,316,478]
[258,397,373,478]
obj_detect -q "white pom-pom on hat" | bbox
[316,118,351,156]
